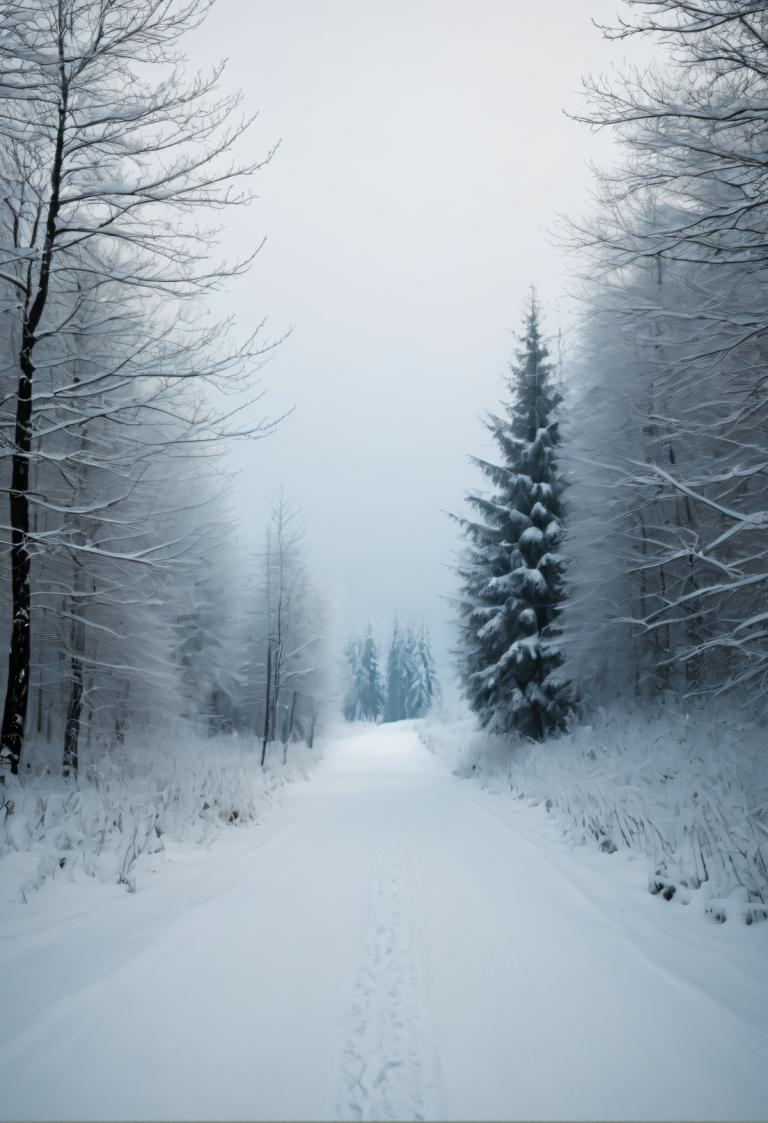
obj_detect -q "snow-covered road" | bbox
[1,723,767,1121]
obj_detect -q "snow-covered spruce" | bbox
[384,620,408,724]
[384,620,438,722]
[455,292,571,740]
[343,625,385,722]
[344,620,438,724]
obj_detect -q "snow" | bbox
[422,704,768,917]
[1,722,767,1121]
[519,525,544,549]
[516,564,548,592]
[0,733,318,901]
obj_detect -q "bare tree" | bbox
[0,0,279,774]
[239,494,330,764]
[562,0,768,702]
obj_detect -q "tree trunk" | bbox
[282,690,297,765]
[269,642,283,743]
[0,26,68,776]
[260,643,272,767]
[0,349,34,777]
[63,562,85,778]
[62,656,83,780]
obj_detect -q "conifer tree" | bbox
[383,620,407,723]
[455,291,570,740]
[401,626,420,718]
[342,627,383,722]
[342,638,362,721]
[400,623,438,718]
[410,625,438,717]
[358,626,384,721]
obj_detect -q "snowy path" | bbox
[1,723,767,1121]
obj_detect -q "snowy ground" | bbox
[421,704,768,921]
[1,723,766,1122]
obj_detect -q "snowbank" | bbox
[420,705,768,924]
[0,731,319,901]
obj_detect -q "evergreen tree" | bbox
[401,623,439,718]
[400,625,420,718]
[383,620,407,722]
[342,627,383,722]
[455,291,570,740]
[410,624,438,717]
[358,626,384,721]
[342,638,362,721]
[348,619,439,723]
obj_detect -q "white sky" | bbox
[187,1,643,667]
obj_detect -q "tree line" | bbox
[454,0,768,740]
[0,0,328,779]
[343,622,438,724]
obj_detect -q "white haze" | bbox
[186,0,643,665]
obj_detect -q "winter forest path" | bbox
[1,723,767,1121]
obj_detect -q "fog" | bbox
[186,0,639,665]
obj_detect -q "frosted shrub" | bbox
[421,706,768,924]
[0,732,316,898]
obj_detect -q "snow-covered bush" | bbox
[0,731,318,899]
[421,706,768,924]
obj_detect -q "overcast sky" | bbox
[187,1,642,667]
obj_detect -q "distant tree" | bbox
[380,619,438,721]
[342,638,362,721]
[358,626,384,721]
[380,619,440,721]
[400,626,420,718]
[383,620,407,723]
[236,496,328,764]
[409,625,438,718]
[455,291,571,740]
[342,626,383,722]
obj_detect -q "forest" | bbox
[0,1,330,782]
[0,4,767,1121]
[342,622,438,723]
[436,2,767,925]
[0,0,764,919]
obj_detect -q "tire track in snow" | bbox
[336,855,431,1121]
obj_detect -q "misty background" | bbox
[187,0,639,665]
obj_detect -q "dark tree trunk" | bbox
[260,643,272,767]
[0,29,67,776]
[62,656,83,779]
[0,350,34,776]
[63,566,85,778]
[282,690,297,764]
[269,642,282,743]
